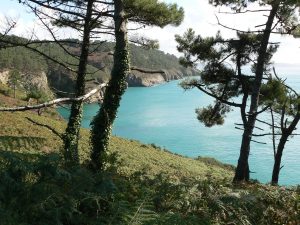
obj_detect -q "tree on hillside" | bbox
[8,69,21,98]
[18,0,110,164]
[3,0,184,168]
[177,0,300,182]
[89,0,184,171]
[176,30,278,180]
[51,0,98,164]
[259,75,300,184]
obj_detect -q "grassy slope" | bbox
[1,89,299,225]
[0,90,234,181]
[0,110,233,181]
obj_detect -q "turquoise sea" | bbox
[58,70,300,185]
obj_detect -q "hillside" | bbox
[0,97,233,180]
[0,36,198,100]
[0,88,299,225]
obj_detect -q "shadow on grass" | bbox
[0,150,116,225]
[0,135,46,151]
[0,151,298,225]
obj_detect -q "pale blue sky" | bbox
[2,0,34,21]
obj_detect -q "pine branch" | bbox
[194,84,242,107]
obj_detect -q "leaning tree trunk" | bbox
[233,3,279,182]
[63,0,94,165]
[90,0,129,171]
[271,134,288,185]
[272,113,300,185]
[13,84,16,98]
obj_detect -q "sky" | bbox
[1,0,300,68]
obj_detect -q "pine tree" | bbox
[8,69,21,98]
[176,0,300,182]
[89,0,184,171]
[61,0,96,165]
[260,77,300,184]
[19,0,109,164]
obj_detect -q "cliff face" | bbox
[0,70,9,84]
[82,44,199,88]
[0,39,199,99]
[0,69,51,93]
[126,67,198,87]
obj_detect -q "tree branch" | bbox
[194,84,242,107]
[256,118,281,129]
[130,66,165,74]
[270,108,276,158]
[0,84,106,112]
[251,140,267,145]
[26,117,62,139]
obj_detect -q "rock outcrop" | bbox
[0,69,51,93]
[126,67,198,87]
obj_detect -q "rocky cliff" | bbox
[126,67,197,87]
[0,39,199,100]
[0,69,51,93]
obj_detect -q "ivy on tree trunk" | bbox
[63,0,94,165]
[90,0,130,171]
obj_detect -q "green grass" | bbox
[0,110,234,181]
[0,84,234,180]
[0,91,299,225]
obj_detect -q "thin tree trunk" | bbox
[271,134,287,185]
[63,0,94,164]
[90,0,130,171]
[271,113,300,185]
[234,2,279,182]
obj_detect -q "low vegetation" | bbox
[0,89,299,225]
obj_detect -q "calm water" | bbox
[58,73,300,185]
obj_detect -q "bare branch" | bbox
[251,139,267,145]
[0,84,106,112]
[193,84,242,107]
[130,66,165,74]
[254,104,271,116]
[218,9,271,15]
[270,108,276,158]
[214,14,290,34]
[26,117,62,139]
[235,123,264,131]
[256,118,281,129]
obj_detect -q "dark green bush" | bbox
[0,151,116,225]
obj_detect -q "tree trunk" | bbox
[13,84,16,98]
[233,3,279,182]
[90,0,129,171]
[63,0,94,164]
[271,134,287,185]
[271,113,300,185]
